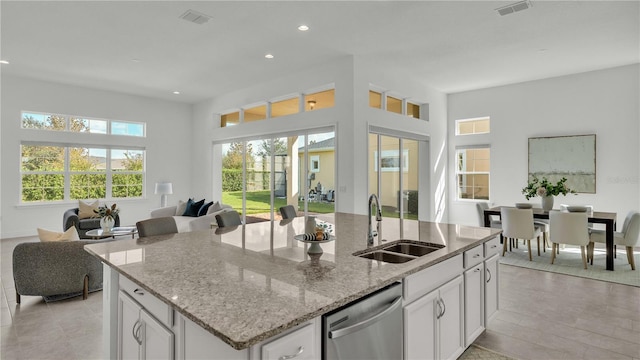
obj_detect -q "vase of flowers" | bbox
[522,176,576,211]
[95,203,119,233]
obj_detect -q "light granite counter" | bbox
[84,213,501,350]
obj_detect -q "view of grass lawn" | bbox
[222,190,335,215]
[222,190,418,219]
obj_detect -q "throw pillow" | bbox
[175,199,189,216]
[198,201,214,217]
[78,200,99,219]
[38,226,80,242]
[207,201,223,215]
[182,198,205,217]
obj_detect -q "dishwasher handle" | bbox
[328,296,402,339]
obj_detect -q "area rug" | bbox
[499,244,640,287]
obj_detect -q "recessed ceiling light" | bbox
[265,54,274,59]
[298,25,309,31]
[173,91,180,95]
[0,60,9,64]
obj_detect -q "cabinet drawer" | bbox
[464,244,484,269]
[261,323,317,360]
[119,275,172,327]
[484,237,501,257]
[403,254,462,304]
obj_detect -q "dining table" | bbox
[483,206,618,271]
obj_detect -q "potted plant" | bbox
[94,203,120,233]
[522,176,576,210]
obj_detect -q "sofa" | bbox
[13,239,108,302]
[150,201,233,232]
[64,207,121,239]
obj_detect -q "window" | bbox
[244,105,267,122]
[310,155,320,172]
[369,91,382,109]
[456,117,490,135]
[20,144,145,203]
[271,97,299,118]
[22,111,144,137]
[386,95,402,114]
[221,112,240,127]
[304,89,335,111]
[407,102,420,119]
[456,147,490,200]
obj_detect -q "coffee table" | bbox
[86,226,137,240]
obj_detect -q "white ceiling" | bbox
[1,1,638,104]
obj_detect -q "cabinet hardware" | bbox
[435,299,443,319]
[473,253,480,258]
[328,297,402,339]
[491,244,497,248]
[486,268,492,283]
[474,268,481,272]
[278,346,304,360]
[439,298,446,318]
[133,288,144,296]
[132,320,143,345]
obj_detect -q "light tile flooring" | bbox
[1,235,639,359]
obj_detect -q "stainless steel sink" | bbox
[382,241,443,256]
[355,240,444,263]
[358,251,415,263]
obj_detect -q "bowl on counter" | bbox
[515,203,533,209]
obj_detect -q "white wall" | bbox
[447,64,640,226]
[1,75,192,238]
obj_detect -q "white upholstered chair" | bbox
[501,207,542,260]
[589,211,640,270]
[476,202,501,228]
[549,211,590,269]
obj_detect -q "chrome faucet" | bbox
[368,194,382,246]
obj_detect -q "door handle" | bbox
[328,296,402,339]
[278,346,304,360]
[486,268,492,283]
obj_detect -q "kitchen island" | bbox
[85,213,502,359]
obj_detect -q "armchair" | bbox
[63,208,120,239]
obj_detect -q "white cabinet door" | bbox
[404,289,438,360]
[484,254,499,324]
[261,323,317,360]
[438,276,464,360]
[464,263,484,346]
[141,309,174,360]
[118,291,142,360]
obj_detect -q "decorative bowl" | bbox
[567,205,588,213]
[515,203,533,209]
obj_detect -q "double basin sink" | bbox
[355,240,445,263]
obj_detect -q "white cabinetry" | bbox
[403,254,464,360]
[463,263,484,345]
[484,253,500,323]
[118,290,174,360]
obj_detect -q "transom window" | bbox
[455,117,490,136]
[368,88,424,120]
[22,111,145,137]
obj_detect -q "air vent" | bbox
[179,9,211,25]
[496,0,532,16]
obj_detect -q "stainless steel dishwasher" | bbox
[323,282,403,360]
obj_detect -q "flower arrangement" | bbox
[94,203,120,219]
[522,176,576,200]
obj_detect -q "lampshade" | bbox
[154,182,173,195]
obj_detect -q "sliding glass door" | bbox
[220,129,335,223]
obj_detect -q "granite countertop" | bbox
[84,213,501,350]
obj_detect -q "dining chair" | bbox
[136,217,178,237]
[549,210,590,269]
[589,211,640,270]
[500,208,542,260]
[476,202,501,228]
[215,210,242,228]
[279,205,297,220]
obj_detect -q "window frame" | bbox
[21,111,145,137]
[455,146,491,202]
[310,155,320,173]
[455,116,490,136]
[20,143,145,204]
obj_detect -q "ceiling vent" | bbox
[496,0,532,16]
[179,9,211,25]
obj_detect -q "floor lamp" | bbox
[155,182,173,208]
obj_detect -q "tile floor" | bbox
[1,235,639,359]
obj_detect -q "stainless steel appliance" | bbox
[323,282,402,360]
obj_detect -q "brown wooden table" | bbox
[483,207,618,271]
